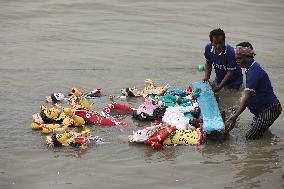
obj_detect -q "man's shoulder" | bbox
[252,62,264,71]
[204,43,213,53]
[205,43,212,47]
[225,44,235,56]
[226,44,234,51]
[248,62,265,76]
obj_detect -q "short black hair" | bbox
[209,28,226,42]
[236,42,253,49]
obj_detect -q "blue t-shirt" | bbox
[245,60,279,115]
[204,43,243,88]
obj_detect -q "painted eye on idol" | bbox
[53,93,64,101]
[152,100,158,105]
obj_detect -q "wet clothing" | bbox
[246,102,282,139]
[204,43,243,89]
[245,60,279,115]
[244,59,281,139]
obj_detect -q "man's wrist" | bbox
[204,76,210,80]
[232,114,238,120]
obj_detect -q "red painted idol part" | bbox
[102,102,135,114]
[144,125,177,149]
[74,110,126,126]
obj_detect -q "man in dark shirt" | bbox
[226,42,282,139]
[203,28,243,92]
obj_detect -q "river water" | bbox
[1,0,283,188]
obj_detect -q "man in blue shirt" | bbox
[203,29,243,92]
[227,42,282,139]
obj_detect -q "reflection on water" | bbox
[143,146,178,163]
[201,131,282,188]
[52,148,88,158]
[233,133,281,188]
[216,87,243,111]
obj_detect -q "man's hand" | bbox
[225,114,237,132]
[202,77,210,83]
[212,85,221,93]
[228,106,238,112]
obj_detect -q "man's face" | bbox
[235,53,248,68]
[211,36,225,54]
